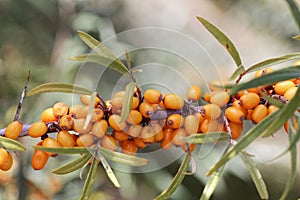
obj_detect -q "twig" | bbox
[14,71,30,121]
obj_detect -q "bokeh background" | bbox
[0,0,300,199]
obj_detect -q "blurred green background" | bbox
[0,0,300,199]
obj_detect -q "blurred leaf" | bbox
[240,152,269,199]
[293,35,300,40]
[183,132,230,143]
[153,153,190,200]
[120,82,136,122]
[52,153,93,175]
[77,31,128,74]
[286,0,300,31]
[27,83,92,96]
[243,52,300,74]
[99,146,148,166]
[197,17,243,68]
[80,154,99,200]
[84,92,97,129]
[32,146,96,154]
[98,151,121,188]
[69,54,129,75]
[279,119,298,200]
[0,136,26,151]
[229,66,300,95]
[230,64,246,80]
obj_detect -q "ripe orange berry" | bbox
[28,121,48,138]
[251,104,268,124]
[69,104,84,116]
[80,95,100,107]
[161,128,174,150]
[228,121,243,139]
[202,104,221,119]
[232,100,247,115]
[184,114,199,135]
[94,108,104,120]
[247,87,260,94]
[210,91,230,107]
[186,85,202,101]
[42,137,60,156]
[199,119,219,133]
[284,86,298,101]
[0,148,8,168]
[108,115,127,131]
[267,105,279,115]
[163,94,184,110]
[76,134,94,147]
[0,151,13,171]
[133,137,147,148]
[57,131,76,147]
[126,110,143,124]
[120,140,138,155]
[31,150,49,170]
[284,116,298,133]
[274,80,295,95]
[144,89,162,104]
[4,120,23,139]
[139,102,155,118]
[53,102,69,117]
[73,118,93,134]
[128,124,143,137]
[141,126,156,143]
[101,135,117,151]
[113,131,129,142]
[111,96,124,109]
[255,68,273,78]
[92,120,108,139]
[167,114,184,129]
[59,115,74,130]
[152,123,164,142]
[40,108,58,122]
[209,80,223,91]
[240,92,260,109]
[203,92,211,102]
[225,107,245,123]
[172,128,187,147]
[246,109,254,120]
[73,106,89,119]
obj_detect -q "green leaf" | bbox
[120,82,136,122]
[229,64,246,80]
[183,132,230,144]
[229,66,300,95]
[77,31,128,74]
[27,83,92,96]
[0,136,26,151]
[80,154,99,200]
[32,146,96,154]
[84,92,97,129]
[99,146,148,166]
[279,119,298,200]
[286,0,300,31]
[293,35,300,40]
[260,92,284,108]
[207,86,300,176]
[244,52,300,74]
[240,152,269,199]
[153,153,190,200]
[69,54,128,75]
[98,151,120,188]
[197,17,242,67]
[52,153,93,175]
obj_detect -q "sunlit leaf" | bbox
[52,153,93,175]
[99,146,148,166]
[240,152,269,199]
[98,151,120,188]
[32,146,96,154]
[27,83,92,96]
[0,136,26,151]
[183,132,230,144]
[80,154,98,200]
[230,64,246,80]
[153,153,190,200]
[69,54,128,75]
[293,35,300,40]
[197,17,242,67]
[229,66,300,95]
[120,82,136,122]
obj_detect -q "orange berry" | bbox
[246,109,254,120]
[240,92,260,109]
[141,126,156,143]
[152,123,164,142]
[251,104,268,124]
[0,151,13,171]
[31,150,49,170]
[274,80,295,95]
[225,107,245,123]
[42,137,60,156]
[184,114,199,135]
[144,89,162,104]
[69,104,84,116]
[53,102,69,117]
[228,121,243,139]
[210,91,230,107]
[80,95,100,107]
[126,110,143,124]
[108,115,127,131]
[161,128,174,150]
[28,121,48,138]
[167,114,184,129]
[172,128,187,147]
[113,131,129,142]
[203,92,211,102]
[163,94,184,110]
[199,119,219,133]
[0,148,8,168]
[111,96,124,109]
[284,116,298,133]
[120,140,138,155]
[267,105,279,115]
[59,115,74,130]
[133,137,147,148]
[74,106,89,119]
[247,87,260,94]
[128,124,143,137]
[101,135,117,151]
[57,131,76,147]
[209,80,223,91]
[186,85,202,101]
[40,108,58,122]
[139,102,155,118]
[284,86,298,101]
[91,120,108,139]
[76,134,94,147]
[73,118,93,134]
[4,120,23,139]
[232,100,247,115]
[255,68,273,78]
[202,104,221,119]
